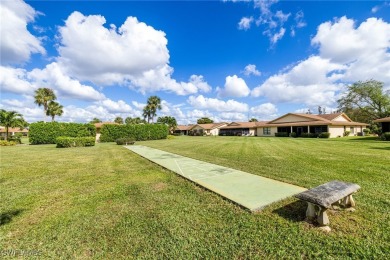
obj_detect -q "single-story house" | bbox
[174,125,192,135]
[256,113,368,138]
[94,122,118,141]
[0,126,29,138]
[219,122,258,136]
[373,116,390,133]
[188,123,227,136]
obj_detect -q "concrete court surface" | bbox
[125,145,306,211]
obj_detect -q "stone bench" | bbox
[294,180,360,230]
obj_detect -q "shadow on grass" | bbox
[272,200,307,222]
[370,146,390,150]
[0,210,24,226]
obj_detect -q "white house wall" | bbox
[256,127,277,137]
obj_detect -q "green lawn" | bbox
[0,136,389,258]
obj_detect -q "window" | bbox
[263,127,271,135]
[350,127,354,134]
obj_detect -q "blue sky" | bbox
[1,0,390,124]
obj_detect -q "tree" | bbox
[125,117,145,124]
[249,118,258,122]
[143,96,162,123]
[46,101,64,122]
[197,117,214,124]
[34,88,57,122]
[337,80,390,123]
[0,110,25,141]
[114,116,124,124]
[157,116,177,133]
[89,118,102,124]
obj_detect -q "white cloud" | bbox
[238,16,254,30]
[250,102,278,117]
[217,112,247,122]
[56,11,209,96]
[0,66,35,94]
[187,95,248,112]
[217,75,250,98]
[312,17,390,87]
[98,99,134,113]
[252,17,390,107]
[251,56,346,106]
[0,0,45,64]
[269,27,286,44]
[131,101,146,110]
[295,10,307,28]
[243,64,261,76]
[29,62,106,101]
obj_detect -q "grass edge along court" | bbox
[0,136,389,258]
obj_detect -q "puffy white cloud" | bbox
[238,16,254,30]
[132,101,146,110]
[312,17,390,87]
[250,103,278,118]
[252,17,390,107]
[98,99,134,113]
[217,75,250,98]
[56,11,209,95]
[0,66,35,94]
[0,0,45,64]
[251,56,346,106]
[29,62,106,101]
[187,95,248,112]
[243,64,261,76]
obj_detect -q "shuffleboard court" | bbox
[125,145,306,211]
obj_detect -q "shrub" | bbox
[300,133,309,138]
[0,140,16,146]
[363,128,371,134]
[8,136,21,144]
[343,131,350,137]
[30,122,96,144]
[56,136,95,148]
[116,137,135,145]
[167,135,175,140]
[290,132,297,138]
[319,132,331,138]
[275,132,288,137]
[100,124,168,142]
[380,132,390,141]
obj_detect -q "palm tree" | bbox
[157,116,177,134]
[46,101,64,122]
[34,88,57,122]
[0,110,25,141]
[145,96,162,123]
[143,105,152,123]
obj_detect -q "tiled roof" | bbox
[373,116,390,123]
[190,123,226,130]
[317,113,344,121]
[175,125,191,131]
[221,122,258,129]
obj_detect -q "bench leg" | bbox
[317,208,330,226]
[343,194,356,207]
[306,202,316,220]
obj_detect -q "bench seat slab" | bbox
[294,181,360,209]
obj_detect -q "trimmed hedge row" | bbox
[56,136,95,148]
[100,124,168,142]
[29,122,96,144]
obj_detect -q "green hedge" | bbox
[318,132,331,138]
[100,124,168,142]
[275,132,289,137]
[0,140,16,146]
[380,132,390,141]
[56,136,95,148]
[29,122,96,144]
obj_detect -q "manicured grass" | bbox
[1,137,389,258]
